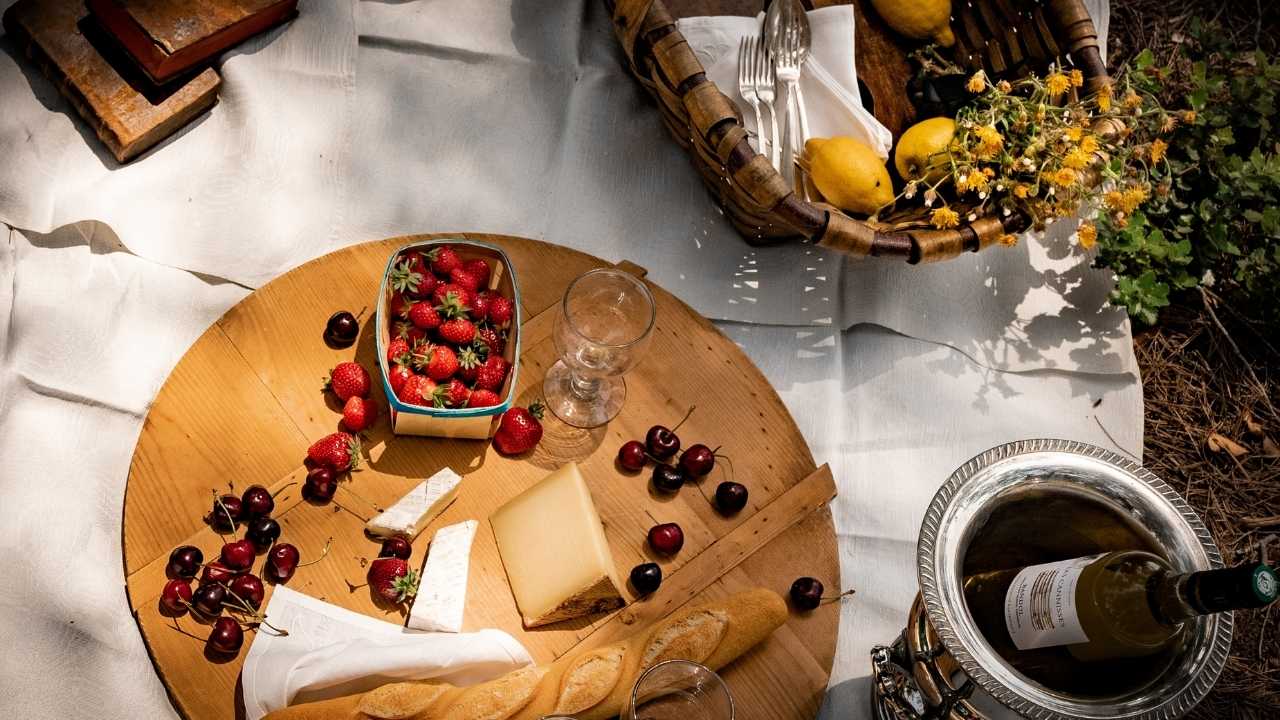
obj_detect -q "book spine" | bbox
[2,10,127,161]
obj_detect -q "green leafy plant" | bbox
[1094,24,1280,326]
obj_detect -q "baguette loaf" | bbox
[263,588,787,720]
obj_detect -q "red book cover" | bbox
[86,0,298,84]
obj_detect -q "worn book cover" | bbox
[87,0,297,84]
[3,0,220,163]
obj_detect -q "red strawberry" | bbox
[395,375,431,405]
[487,295,515,326]
[307,432,361,472]
[367,557,418,604]
[438,317,476,346]
[443,378,471,407]
[475,326,506,357]
[469,291,493,321]
[326,362,371,401]
[402,250,428,277]
[428,246,462,276]
[408,302,441,330]
[462,259,491,289]
[475,355,509,391]
[449,267,482,292]
[432,283,473,311]
[389,260,424,296]
[342,396,378,432]
[493,403,544,455]
[387,364,415,394]
[385,338,411,366]
[468,389,501,407]
[456,346,482,383]
[393,321,426,346]
[423,345,459,381]
[388,292,413,320]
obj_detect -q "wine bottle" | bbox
[964,551,1277,668]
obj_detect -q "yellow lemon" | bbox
[869,0,955,47]
[894,117,956,184]
[805,137,894,216]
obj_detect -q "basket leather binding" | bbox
[608,0,1110,263]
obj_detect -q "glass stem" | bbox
[569,371,601,400]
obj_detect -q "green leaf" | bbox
[1135,49,1155,70]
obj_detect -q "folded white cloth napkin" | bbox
[677,6,893,159]
[241,586,532,720]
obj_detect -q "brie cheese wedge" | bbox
[365,468,462,538]
[407,519,478,633]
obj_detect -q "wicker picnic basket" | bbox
[607,0,1110,263]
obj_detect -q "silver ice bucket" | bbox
[872,439,1231,720]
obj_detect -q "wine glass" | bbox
[543,268,655,428]
[621,660,734,720]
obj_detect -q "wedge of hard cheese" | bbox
[490,463,624,627]
[365,468,462,539]
[262,588,789,720]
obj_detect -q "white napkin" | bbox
[677,6,893,159]
[241,586,532,720]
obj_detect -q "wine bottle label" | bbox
[1004,555,1100,650]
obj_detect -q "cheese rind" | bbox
[407,520,478,633]
[366,468,462,538]
[490,463,625,628]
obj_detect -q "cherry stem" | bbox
[211,491,238,540]
[694,479,715,507]
[355,305,369,322]
[644,509,660,526]
[671,405,696,433]
[820,589,857,604]
[270,482,297,500]
[296,538,334,568]
[168,616,210,643]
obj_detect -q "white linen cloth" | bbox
[241,586,531,720]
[677,7,894,159]
[0,2,1126,719]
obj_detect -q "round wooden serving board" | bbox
[124,234,840,720]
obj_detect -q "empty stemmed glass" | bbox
[543,268,656,428]
[621,660,735,720]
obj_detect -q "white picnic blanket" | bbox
[0,1,1124,718]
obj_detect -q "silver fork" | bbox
[752,39,779,171]
[765,0,811,192]
[737,36,769,160]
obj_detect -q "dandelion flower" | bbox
[999,233,1018,246]
[1014,184,1031,199]
[903,181,918,199]
[1121,185,1149,211]
[1096,86,1113,111]
[930,206,960,229]
[973,125,1004,159]
[1077,222,1097,249]
[1079,135,1099,154]
[1047,168,1078,187]
[1150,138,1168,163]
[1046,72,1071,96]
[1064,126,1084,142]
[1103,190,1125,210]
[1063,148,1090,170]
[1160,115,1177,133]
[1181,110,1197,124]
[924,188,938,207]
[967,71,987,93]
[1123,90,1142,110]
[1069,69,1084,88]
[997,80,1012,93]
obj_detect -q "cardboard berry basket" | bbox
[375,238,521,438]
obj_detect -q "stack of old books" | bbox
[3,0,298,163]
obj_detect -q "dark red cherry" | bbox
[207,616,244,654]
[790,576,824,611]
[241,484,274,518]
[714,481,749,514]
[324,311,360,349]
[629,562,662,595]
[209,494,242,531]
[645,425,680,460]
[647,523,684,556]
[167,545,203,578]
[220,539,256,570]
[617,440,647,472]
[651,464,686,494]
[228,573,265,609]
[160,578,193,615]
[303,467,337,503]
[245,516,281,550]
[192,583,226,617]
[200,560,235,586]
[379,537,412,560]
[678,444,715,477]
[267,543,301,583]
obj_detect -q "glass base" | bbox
[543,361,625,429]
